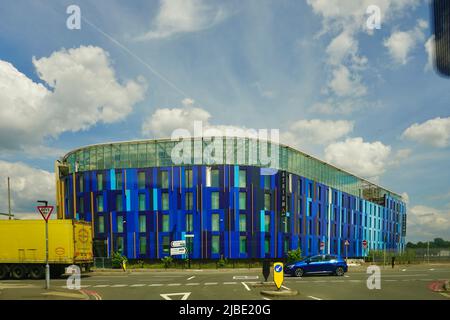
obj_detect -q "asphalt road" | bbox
[1,264,449,300]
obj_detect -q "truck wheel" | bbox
[11,265,27,280]
[29,265,45,280]
[0,265,9,280]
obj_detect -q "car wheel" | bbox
[335,267,345,276]
[294,268,304,277]
[29,265,45,280]
[11,265,27,280]
[0,265,9,280]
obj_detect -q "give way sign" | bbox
[37,206,54,222]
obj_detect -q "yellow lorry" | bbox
[0,219,93,280]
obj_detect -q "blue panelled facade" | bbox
[61,164,406,260]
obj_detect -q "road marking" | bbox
[148,284,163,287]
[429,269,435,271]
[234,276,259,280]
[263,297,271,300]
[167,283,181,286]
[130,284,146,287]
[93,284,110,288]
[344,275,350,278]
[42,291,87,299]
[186,283,200,286]
[401,269,406,271]
[111,284,128,287]
[385,280,397,282]
[440,292,450,299]
[187,276,196,281]
[204,282,218,285]
[308,296,323,300]
[223,282,238,285]
[281,285,291,290]
[241,282,251,291]
[160,292,191,300]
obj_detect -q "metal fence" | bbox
[94,257,113,269]
[367,248,450,264]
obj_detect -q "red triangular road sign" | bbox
[37,206,54,222]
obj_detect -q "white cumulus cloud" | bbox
[0,160,54,216]
[0,45,146,152]
[324,137,392,179]
[402,117,450,148]
[383,19,428,65]
[407,205,450,242]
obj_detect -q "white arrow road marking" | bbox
[241,282,251,291]
[160,292,191,300]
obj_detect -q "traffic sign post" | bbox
[273,262,284,290]
[37,205,54,289]
[170,247,187,255]
[362,240,367,249]
[320,241,325,253]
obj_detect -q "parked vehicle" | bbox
[0,219,93,280]
[285,254,348,277]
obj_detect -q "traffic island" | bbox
[260,288,299,297]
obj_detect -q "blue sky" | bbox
[0,0,449,242]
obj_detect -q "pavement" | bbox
[1,263,449,300]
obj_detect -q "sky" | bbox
[0,0,449,243]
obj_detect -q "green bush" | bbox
[161,256,174,269]
[217,257,228,268]
[111,252,128,269]
[286,248,302,263]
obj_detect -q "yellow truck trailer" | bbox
[0,219,93,280]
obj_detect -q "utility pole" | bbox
[7,177,12,220]
[427,241,430,265]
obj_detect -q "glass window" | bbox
[264,193,271,211]
[239,192,246,210]
[186,214,193,232]
[96,195,104,212]
[117,216,124,233]
[265,215,270,232]
[212,235,220,254]
[161,171,169,189]
[139,215,146,232]
[162,192,169,210]
[138,172,146,189]
[211,192,220,210]
[212,213,220,232]
[116,172,122,190]
[284,238,289,253]
[264,175,271,189]
[239,214,247,231]
[79,175,84,192]
[162,215,169,232]
[96,173,103,191]
[78,197,84,214]
[185,192,193,210]
[308,183,313,198]
[162,236,170,253]
[98,216,105,233]
[264,237,270,254]
[239,170,246,188]
[116,194,123,212]
[138,194,146,211]
[185,169,193,188]
[239,236,247,254]
[116,237,124,254]
[211,169,220,187]
[139,236,146,255]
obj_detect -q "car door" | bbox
[306,255,323,273]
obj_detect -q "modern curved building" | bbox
[55,137,406,260]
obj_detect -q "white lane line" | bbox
[401,269,406,271]
[130,284,146,287]
[187,276,195,281]
[308,296,323,300]
[204,282,218,285]
[223,282,238,285]
[241,282,251,291]
[281,285,291,290]
[186,283,200,286]
[111,284,127,288]
[344,275,350,278]
[263,297,271,300]
[93,285,110,288]
[148,284,163,287]
[167,283,181,286]
[429,269,435,271]
[234,276,259,280]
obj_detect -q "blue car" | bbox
[284,254,348,277]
